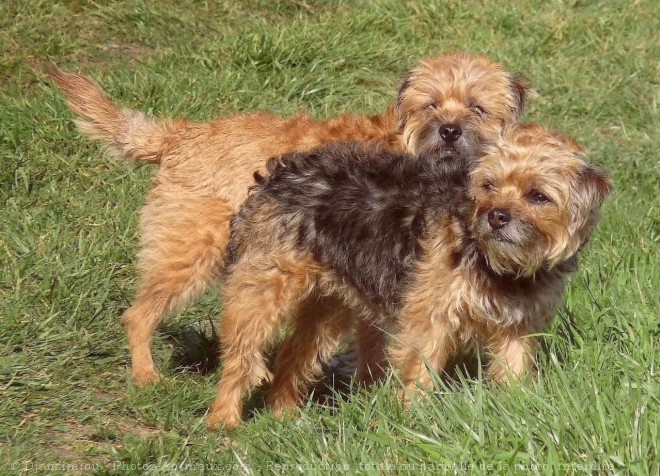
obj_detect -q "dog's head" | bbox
[469,124,612,277]
[397,53,527,163]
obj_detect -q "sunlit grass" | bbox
[1,1,657,474]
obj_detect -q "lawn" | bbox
[1,0,658,474]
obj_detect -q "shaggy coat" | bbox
[230,143,472,314]
[51,53,527,386]
[208,126,611,428]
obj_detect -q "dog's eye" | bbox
[470,102,488,116]
[471,104,487,116]
[528,190,551,204]
[482,181,495,191]
[426,103,438,111]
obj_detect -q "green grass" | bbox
[1,0,658,474]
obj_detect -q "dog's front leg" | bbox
[390,307,453,403]
[487,330,538,382]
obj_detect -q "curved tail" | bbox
[50,68,170,164]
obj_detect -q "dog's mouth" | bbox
[471,215,549,275]
[414,123,480,162]
[473,215,536,249]
[491,233,517,244]
[423,144,458,160]
[481,233,524,251]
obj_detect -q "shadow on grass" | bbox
[161,324,484,421]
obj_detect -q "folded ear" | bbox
[509,75,528,118]
[396,71,413,128]
[569,163,612,248]
[578,164,613,210]
[396,71,413,109]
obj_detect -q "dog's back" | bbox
[231,142,472,311]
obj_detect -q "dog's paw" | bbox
[131,369,163,387]
[207,408,241,430]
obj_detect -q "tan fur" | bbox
[51,54,526,386]
[391,125,611,392]
[400,55,526,157]
[207,125,610,428]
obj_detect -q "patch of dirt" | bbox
[101,43,152,60]
[112,420,162,439]
[39,423,114,470]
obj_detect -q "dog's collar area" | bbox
[468,247,557,291]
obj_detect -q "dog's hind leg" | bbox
[208,252,314,429]
[123,194,234,386]
[267,294,354,417]
[355,320,390,387]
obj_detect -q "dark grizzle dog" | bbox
[207,125,611,428]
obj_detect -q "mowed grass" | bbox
[1,0,658,474]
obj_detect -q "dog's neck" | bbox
[464,240,579,293]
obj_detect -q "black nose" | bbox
[488,208,511,230]
[439,123,462,143]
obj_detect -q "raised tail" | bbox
[50,67,170,164]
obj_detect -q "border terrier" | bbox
[51,53,527,386]
[207,124,611,428]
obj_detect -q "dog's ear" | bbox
[569,163,612,248]
[577,164,612,210]
[509,75,528,118]
[397,71,413,110]
[396,71,413,128]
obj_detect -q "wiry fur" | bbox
[398,54,527,162]
[207,126,611,428]
[235,144,472,314]
[50,53,527,387]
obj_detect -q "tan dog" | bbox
[51,53,527,386]
[206,125,611,428]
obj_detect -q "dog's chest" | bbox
[440,267,562,331]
